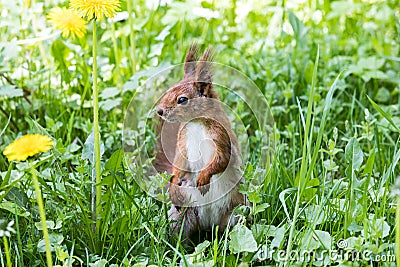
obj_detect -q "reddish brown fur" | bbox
[153,117,178,174]
[154,44,247,240]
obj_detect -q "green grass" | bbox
[0,0,400,266]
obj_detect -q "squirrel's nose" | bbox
[157,108,164,116]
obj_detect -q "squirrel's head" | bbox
[157,44,219,122]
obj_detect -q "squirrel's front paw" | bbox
[196,176,211,195]
[198,184,210,195]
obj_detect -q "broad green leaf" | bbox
[98,175,114,186]
[155,25,173,41]
[89,259,108,267]
[327,1,362,19]
[182,259,214,267]
[251,224,276,240]
[37,233,64,252]
[270,226,285,249]
[301,230,331,251]
[99,98,121,111]
[194,240,210,254]
[100,87,120,99]
[149,43,164,57]
[345,137,363,172]
[248,188,261,203]
[0,85,23,98]
[55,246,68,262]
[362,150,375,176]
[323,159,338,171]
[376,218,390,238]
[301,204,326,225]
[161,2,194,25]
[358,56,385,70]
[1,162,14,188]
[82,131,105,164]
[304,61,314,84]
[183,240,212,266]
[229,224,258,253]
[361,70,388,82]
[303,178,320,200]
[375,88,391,103]
[345,64,363,76]
[0,40,21,60]
[35,220,62,230]
[347,222,363,233]
[288,11,308,44]
[362,217,390,239]
[314,230,331,250]
[122,80,138,93]
[0,201,30,217]
[289,11,307,40]
[345,236,364,249]
[252,203,270,215]
[0,186,29,207]
[105,149,124,172]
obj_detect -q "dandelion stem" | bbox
[31,165,53,267]
[93,20,102,238]
[111,22,122,90]
[3,236,12,267]
[127,0,136,71]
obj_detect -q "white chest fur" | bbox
[183,122,236,229]
[185,122,215,173]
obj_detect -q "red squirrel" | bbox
[155,44,247,239]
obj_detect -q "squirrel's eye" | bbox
[177,97,188,104]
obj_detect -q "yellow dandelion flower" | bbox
[48,7,87,39]
[70,0,121,21]
[3,134,53,162]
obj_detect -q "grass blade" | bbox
[367,95,400,132]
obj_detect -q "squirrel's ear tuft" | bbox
[195,47,214,96]
[199,47,214,62]
[184,42,200,77]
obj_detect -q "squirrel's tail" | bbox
[153,117,179,175]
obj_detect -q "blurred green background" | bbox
[0,0,399,266]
